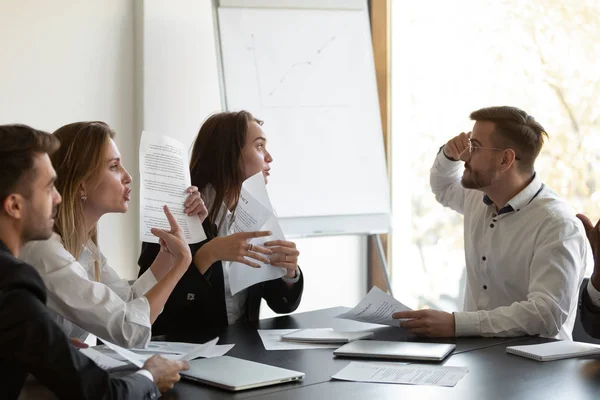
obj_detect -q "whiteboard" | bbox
[217,3,390,237]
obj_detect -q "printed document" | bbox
[139,131,206,243]
[336,287,412,326]
[99,337,232,365]
[332,362,468,387]
[228,172,287,294]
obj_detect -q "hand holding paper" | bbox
[139,131,206,244]
[227,172,290,294]
[337,287,413,327]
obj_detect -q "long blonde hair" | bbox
[51,122,116,264]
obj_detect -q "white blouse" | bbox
[20,233,157,348]
[204,187,300,325]
[206,188,250,325]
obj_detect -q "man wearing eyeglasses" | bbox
[392,106,589,340]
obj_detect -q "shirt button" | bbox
[490,223,495,228]
[482,256,486,261]
[483,285,488,290]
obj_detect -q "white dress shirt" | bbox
[20,233,157,348]
[431,150,589,339]
[203,187,300,325]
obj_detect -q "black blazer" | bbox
[0,241,160,400]
[581,282,600,339]
[138,239,304,336]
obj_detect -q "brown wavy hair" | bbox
[189,111,263,237]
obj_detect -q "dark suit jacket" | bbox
[0,241,160,400]
[581,280,600,339]
[138,239,303,336]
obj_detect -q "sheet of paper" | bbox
[95,338,233,363]
[332,362,469,387]
[139,131,206,244]
[336,287,413,327]
[257,329,339,350]
[102,340,145,368]
[80,347,127,370]
[228,172,287,295]
[175,338,226,361]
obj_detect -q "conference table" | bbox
[160,307,600,400]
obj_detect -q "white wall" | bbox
[141,0,223,152]
[0,0,368,310]
[260,235,366,319]
[0,0,138,277]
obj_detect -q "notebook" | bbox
[181,356,304,391]
[281,329,374,344]
[506,340,600,362]
[333,340,456,361]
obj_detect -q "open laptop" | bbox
[334,340,456,361]
[181,356,305,391]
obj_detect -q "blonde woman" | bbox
[20,122,206,348]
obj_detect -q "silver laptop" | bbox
[181,356,305,391]
[334,340,456,361]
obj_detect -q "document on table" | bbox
[98,337,232,365]
[257,329,339,350]
[133,341,199,354]
[139,131,206,244]
[228,172,287,295]
[79,347,127,370]
[103,340,145,367]
[336,287,413,327]
[332,362,469,387]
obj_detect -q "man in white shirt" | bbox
[576,214,600,338]
[392,106,588,339]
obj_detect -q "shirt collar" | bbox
[202,185,233,236]
[482,173,543,214]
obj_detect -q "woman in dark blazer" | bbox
[138,111,303,336]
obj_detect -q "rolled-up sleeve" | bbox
[430,147,467,215]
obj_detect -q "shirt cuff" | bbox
[121,297,153,348]
[132,268,159,297]
[282,268,301,284]
[587,280,600,308]
[435,146,463,170]
[453,311,481,336]
[136,369,155,383]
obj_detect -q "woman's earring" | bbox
[81,194,88,202]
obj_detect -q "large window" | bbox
[391,0,600,310]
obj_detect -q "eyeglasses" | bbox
[460,139,521,161]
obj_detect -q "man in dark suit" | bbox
[577,214,600,338]
[0,124,189,399]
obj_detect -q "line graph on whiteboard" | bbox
[245,33,351,112]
